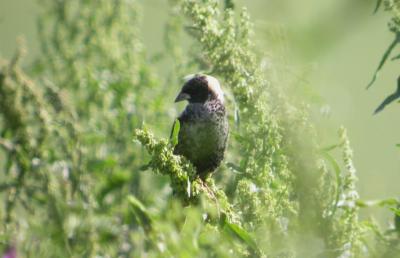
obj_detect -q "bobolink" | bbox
[173,74,228,179]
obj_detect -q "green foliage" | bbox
[368,0,400,113]
[170,119,181,148]
[0,0,399,257]
[127,195,153,233]
[134,128,200,203]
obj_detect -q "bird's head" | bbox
[175,74,224,104]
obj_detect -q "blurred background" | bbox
[1,0,398,224]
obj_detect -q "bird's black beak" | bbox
[174,92,190,103]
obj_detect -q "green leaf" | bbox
[389,207,400,217]
[396,144,400,148]
[394,206,400,233]
[373,0,383,14]
[367,34,400,89]
[234,107,240,127]
[355,200,369,208]
[223,219,260,254]
[378,198,399,207]
[88,157,117,172]
[356,198,399,208]
[98,170,131,203]
[139,162,152,171]
[391,53,400,61]
[127,195,152,232]
[320,144,340,152]
[170,119,180,147]
[224,0,235,10]
[320,150,342,217]
[320,151,340,177]
[226,162,245,173]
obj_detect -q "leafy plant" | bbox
[0,0,399,257]
[368,0,400,114]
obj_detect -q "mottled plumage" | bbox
[173,74,228,178]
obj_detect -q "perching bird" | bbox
[374,76,400,114]
[172,74,228,179]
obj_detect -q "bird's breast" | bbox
[175,102,228,174]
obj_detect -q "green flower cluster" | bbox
[133,128,201,204]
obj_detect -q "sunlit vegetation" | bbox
[0,0,399,257]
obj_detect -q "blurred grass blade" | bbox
[356,198,398,208]
[373,0,383,14]
[234,107,240,128]
[391,53,400,61]
[140,162,152,171]
[320,144,340,152]
[320,151,342,216]
[377,198,398,206]
[374,76,400,114]
[389,207,400,216]
[170,119,180,147]
[320,151,340,176]
[367,34,399,89]
[224,0,235,10]
[128,195,152,232]
[374,92,399,114]
[223,220,260,254]
[98,171,131,203]
[394,205,400,234]
[226,162,245,173]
